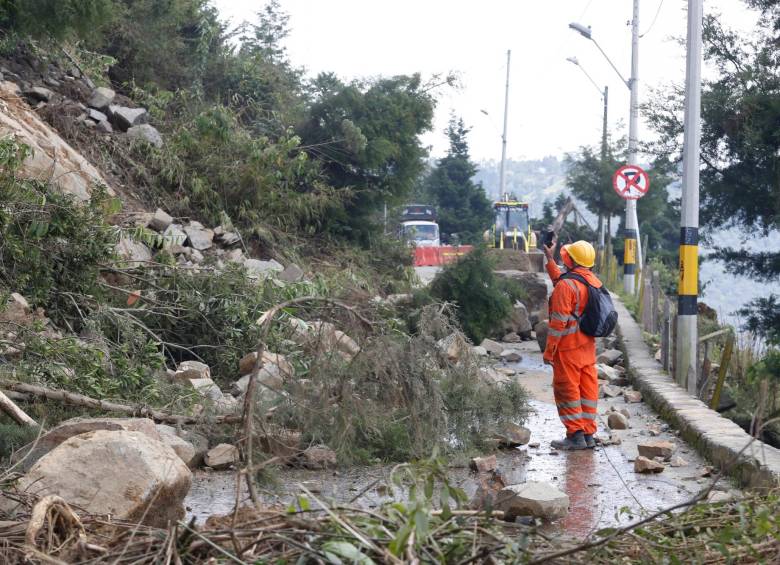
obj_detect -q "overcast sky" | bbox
[211,0,759,162]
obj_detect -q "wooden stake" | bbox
[0,389,38,427]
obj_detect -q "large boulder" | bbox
[299,445,337,469]
[23,86,54,102]
[148,208,173,232]
[127,124,163,148]
[494,271,550,317]
[108,105,149,131]
[12,417,161,472]
[495,481,569,520]
[174,360,211,381]
[244,258,284,279]
[0,293,32,325]
[503,301,532,336]
[0,81,114,201]
[494,423,531,447]
[183,222,214,251]
[204,443,238,470]
[17,430,191,527]
[436,333,470,363]
[115,238,152,267]
[162,224,188,248]
[87,87,115,111]
[278,263,305,283]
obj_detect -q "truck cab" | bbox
[399,204,441,247]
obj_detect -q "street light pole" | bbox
[623,0,641,294]
[600,85,609,252]
[499,49,511,198]
[676,0,703,393]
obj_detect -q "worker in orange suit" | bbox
[542,238,600,450]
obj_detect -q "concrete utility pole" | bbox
[676,0,703,394]
[623,0,641,294]
[600,85,609,252]
[499,49,511,198]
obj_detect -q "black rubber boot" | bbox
[551,430,587,451]
[584,434,596,449]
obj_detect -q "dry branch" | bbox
[0,389,38,427]
[0,380,240,425]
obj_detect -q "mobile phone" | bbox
[543,230,555,247]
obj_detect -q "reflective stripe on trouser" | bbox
[552,349,599,435]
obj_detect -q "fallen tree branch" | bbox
[0,389,38,427]
[0,380,241,425]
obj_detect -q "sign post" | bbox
[613,164,649,283]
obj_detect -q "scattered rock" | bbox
[148,208,173,232]
[88,86,115,110]
[607,412,629,430]
[600,384,621,398]
[619,408,631,419]
[502,332,522,343]
[528,442,540,448]
[127,124,163,148]
[597,363,620,382]
[500,349,523,363]
[624,390,643,403]
[189,378,223,401]
[638,440,676,461]
[278,263,305,283]
[174,361,211,381]
[534,321,549,352]
[469,470,507,510]
[470,455,498,474]
[597,349,623,366]
[495,367,517,376]
[96,119,113,133]
[504,301,532,336]
[669,456,688,468]
[385,293,413,306]
[155,424,199,468]
[495,481,570,521]
[291,319,360,362]
[205,443,238,470]
[299,445,337,469]
[23,86,54,102]
[480,338,505,356]
[217,231,241,246]
[115,238,152,267]
[87,108,108,122]
[162,224,187,248]
[183,223,214,251]
[238,351,293,378]
[472,346,488,357]
[225,248,245,263]
[0,292,31,325]
[634,455,665,474]
[494,423,531,447]
[17,430,191,527]
[244,258,284,279]
[109,105,149,131]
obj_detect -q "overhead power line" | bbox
[640,0,666,38]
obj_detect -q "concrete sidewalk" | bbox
[613,296,780,487]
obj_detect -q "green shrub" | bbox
[0,139,117,329]
[429,246,512,343]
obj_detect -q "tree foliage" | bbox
[0,0,113,40]
[423,116,493,243]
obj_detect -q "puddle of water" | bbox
[186,398,705,539]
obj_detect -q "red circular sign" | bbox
[612,165,650,200]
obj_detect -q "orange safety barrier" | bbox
[413,245,473,267]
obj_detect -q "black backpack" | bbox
[559,272,618,337]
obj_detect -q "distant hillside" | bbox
[474,156,568,218]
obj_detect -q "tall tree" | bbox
[646,0,780,328]
[564,141,625,241]
[423,116,493,243]
[298,73,435,243]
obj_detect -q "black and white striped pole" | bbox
[676,0,703,394]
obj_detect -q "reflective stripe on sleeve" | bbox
[548,326,579,337]
[551,312,578,322]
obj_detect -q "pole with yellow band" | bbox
[623,228,637,276]
[676,0,702,395]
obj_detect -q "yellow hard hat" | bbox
[563,240,596,268]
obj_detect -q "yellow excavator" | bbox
[484,195,545,271]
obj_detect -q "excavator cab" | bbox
[490,201,535,251]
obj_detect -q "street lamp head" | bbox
[480,109,489,115]
[569,22,593,40]
[566,56,580,66]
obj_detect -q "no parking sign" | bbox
[613,165,650,200]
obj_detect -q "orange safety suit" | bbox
[543,260,600,436]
